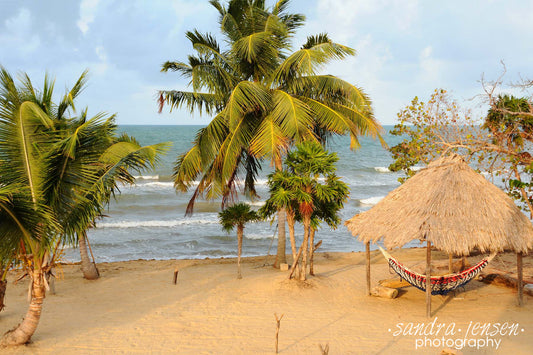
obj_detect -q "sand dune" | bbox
[1,249,532,354]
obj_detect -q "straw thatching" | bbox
[345,154,533,256]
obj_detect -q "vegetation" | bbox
[388,87,533,216]
[260,141,348,280]
[0,67,168,345]
[159,0,382,268]
[219,202,260,278]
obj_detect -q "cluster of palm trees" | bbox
[0,0,383,348]
[160,0,383,268]
[0,68,168,346]
[220,141,349,280]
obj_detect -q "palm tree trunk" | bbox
[0,262,9,313]
[275,209,287,268]
[309,228,316,276]
[299,217,310,281]
[286,212,297,263]
[0,268,45,346]
[237,225,243,279]
[274,157,287,268]
[79,231,99,280]
[0,279,6,313]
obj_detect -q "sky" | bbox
[0,0,532,125]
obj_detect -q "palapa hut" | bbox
[345,154,533,317]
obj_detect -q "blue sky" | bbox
[0,0,531,125]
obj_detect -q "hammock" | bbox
[378,247,496,295]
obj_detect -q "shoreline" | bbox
[2,249,533,354]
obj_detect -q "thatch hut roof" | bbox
[345,154,533,255]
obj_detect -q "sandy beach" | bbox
[1,249,532,354]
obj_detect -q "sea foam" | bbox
[133,175,159,180]
[359,196,384,205]
[96,218,219,228]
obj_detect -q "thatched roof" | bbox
[345,154,533,255]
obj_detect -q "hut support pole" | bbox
[426,240,432,318]
[448,254,453,274]
[518,252,523,307]
[365,242,371,296]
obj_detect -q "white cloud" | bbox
[418,45,445,87]
[95,46,107,61]
[93,46,108,74]
[77,0,100,35]
[0,8,40,55]
[5,7,32,34]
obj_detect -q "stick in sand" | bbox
[173,268,179,285]
[319,343,330,354]
[275,313,284,354]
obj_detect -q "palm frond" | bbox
[225,81,270,130]
[271,90,315,143]
[249,114,289,164]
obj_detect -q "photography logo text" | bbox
[389,317,524,350]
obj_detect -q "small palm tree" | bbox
[261,141,348,280]
[219,203,260,279]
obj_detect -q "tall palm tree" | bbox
[159,0,382,268]
[219,202,260,278]
[0,67,168,345]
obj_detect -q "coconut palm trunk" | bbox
[274,155,287,268]
[0,279,6,313]
[78,232,99,280]
[275,209,287,268]
[237,224,244,279]
[0,267,46,346]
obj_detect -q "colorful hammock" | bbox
[378,247,496,295]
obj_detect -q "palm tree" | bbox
[260,141,348,280]
[159,0,382,268]
[53,113,168,280]
[0,67,167,345]
[0,184,32,312]
[0,72,61,345]
[308,176,348,275]
[219,202,260,278]
[259,169,299,263]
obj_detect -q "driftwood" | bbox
[478,271,533,296]
[379,278,411,288]
[371,285,398,299]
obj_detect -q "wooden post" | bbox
[518,252,523,307]
[366,242,371,296]
[426,240,432,318]
[173,268,179,285]
[274,313,284,354]
[448,254,453,274]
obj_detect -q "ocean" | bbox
[63,125,411,262]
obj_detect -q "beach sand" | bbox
[1,249,532,354]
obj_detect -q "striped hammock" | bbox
[378,247,496,295]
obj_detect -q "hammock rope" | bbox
[378,247,496,295]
